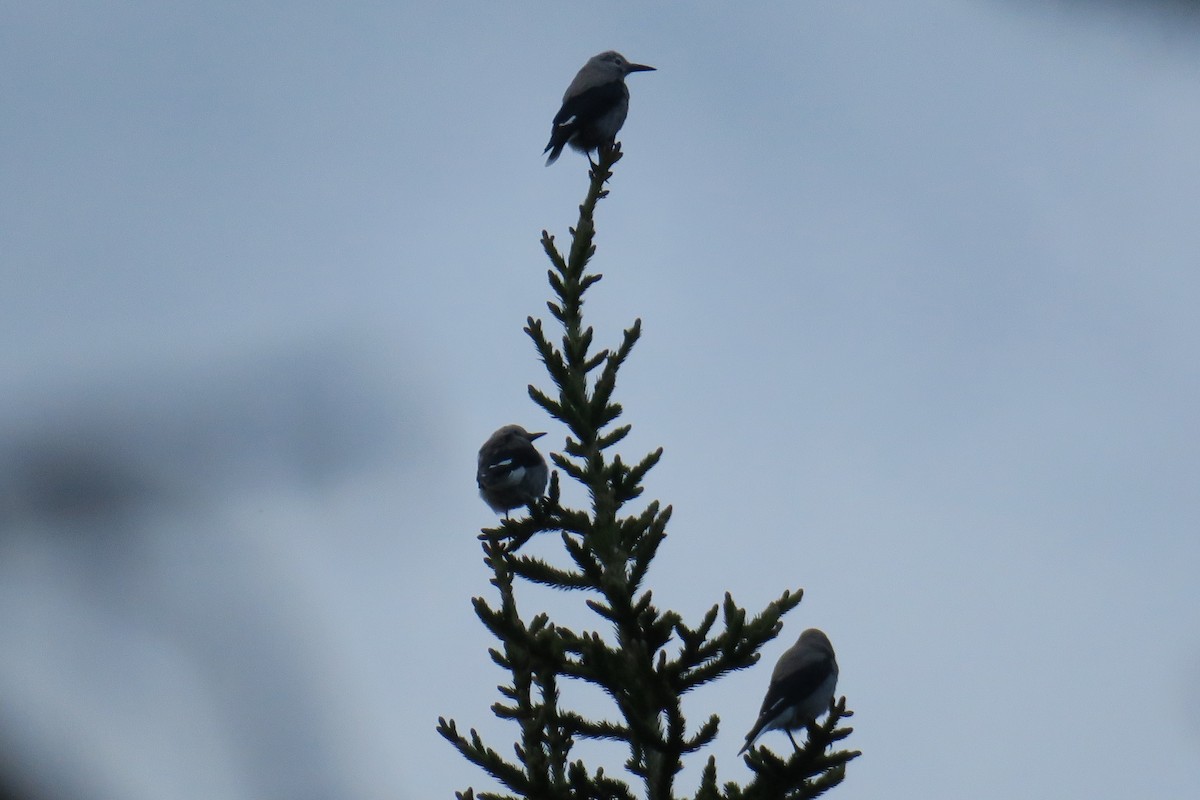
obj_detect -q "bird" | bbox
[738,628,839,755]
[476,425,549,516]
[544,51,655,165]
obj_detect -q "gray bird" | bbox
[544,51,655,165]
[477,425,549,516]
[738,628,839,755]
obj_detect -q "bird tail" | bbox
[737,718,768,756]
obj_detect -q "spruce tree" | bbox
[437,145,859,800]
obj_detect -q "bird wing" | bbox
[757,657,833,720]
[552,81,628,127]
[739,657,833,754]
[477,444,544,489]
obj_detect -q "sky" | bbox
[2,2,1199,799]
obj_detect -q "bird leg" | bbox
[786,730,801,752]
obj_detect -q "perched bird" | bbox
[738,628,839,755]
[477,425,549,516]
[544,51,656,165]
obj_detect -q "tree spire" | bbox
[438,144,858,800]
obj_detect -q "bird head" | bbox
[798,629,835,657]
[493,424,545,443]
[590,51,656,79]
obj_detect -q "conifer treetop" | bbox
[437,144,858,800]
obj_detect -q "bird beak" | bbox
[626,63,656,73]
[528,431,547,440]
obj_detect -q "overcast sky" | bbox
[2,2,1199,799]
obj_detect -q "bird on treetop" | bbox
[544,51,655,166]
[477,425,549,517]
[738,628,839,755]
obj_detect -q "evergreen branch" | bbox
[681,714,721,753]
[694,757,722,800]
[566,228,598,285]
[580,273,604,292]
[736,700,860,800]
[507,554,594,590]
[559,436,596,461]
[534,668,573,790]
[672,590,805,693]
[624,448,664,496]
[436,718,531,797]
[567,326,596,368]
[549,450,589,483]
[476,511,558,550]
[547,303,568,327]
[471,596,521,647]
[623,500,666,558]
[567,763,638,800]
[529,385,567,421]
[583,348,609,373]
[560,712,633,741]
[562,533,605,581]
[593,398,625,430]
[592,321,642,413]
[525,320,572,397]
[674,603,720,653]
[547,270,569,307]
[540,230,567,271]
[548,506,593,536]
[596,423,632,450]
[584,598,621,623]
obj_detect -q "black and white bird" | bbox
[738,628,839,755]
[544,51,655,165]
[476,425,549,516]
